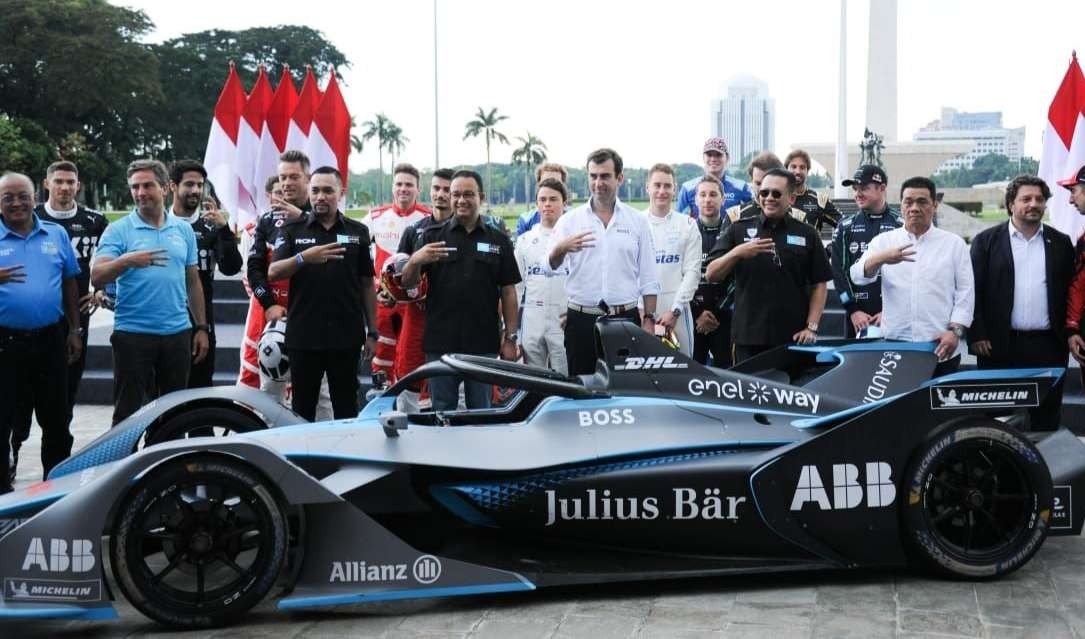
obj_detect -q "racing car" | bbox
[1,319,1082,628]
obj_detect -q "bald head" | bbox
[0,172,34,193]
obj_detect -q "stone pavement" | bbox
[8,405,1085,638]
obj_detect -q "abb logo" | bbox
[21,538,95,573]
[789,462,895,511]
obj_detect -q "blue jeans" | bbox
[424,352,494,411]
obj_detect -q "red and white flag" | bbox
[254,65,298,213]
[305,72,352,193]
[285,66,322,155]
[235,66,273,230]
[1040,52,1085,240]
[203,63,247,231]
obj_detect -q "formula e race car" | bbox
[1,320,1083,628]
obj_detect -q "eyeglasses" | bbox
[758,189,784,199]
[0,193,32,205]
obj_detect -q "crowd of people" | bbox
[4,136,1085,493]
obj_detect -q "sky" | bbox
[115,0,1084,174]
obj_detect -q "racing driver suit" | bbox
[691,216,732,367]
[677,174,753,217]
[514,224,569,374]
[361,202,431,383]
[829,205,902,337]
[645,210,701,355]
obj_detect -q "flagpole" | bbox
[433,0,440,170]
[834,0,848,199]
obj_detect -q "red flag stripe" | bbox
[242,66,273,132]
[312,73,352,181]
[292,67,321,136]
[1048,53,1085,148]
[266,65,298,150]
[213,64,247,144]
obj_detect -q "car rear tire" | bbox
[110,456,288,628]
[901,419,1052,579]
[145,407,266,447]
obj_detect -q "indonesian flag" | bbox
[254,65,298,213]
[235,66,273,230]
[305,72,351,191]
[1039,52,1085,240]
[285,66,322,154]
[203,63,247,231]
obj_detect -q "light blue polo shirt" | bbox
[0,215,80,330]
[96,210,197,335]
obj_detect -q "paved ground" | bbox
[8,405,1085,638]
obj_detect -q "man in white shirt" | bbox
[643,163,701,356]
[549,148,660,376]
[851,176,975,376]
[970,175,1074,430]
[515,178,569,374]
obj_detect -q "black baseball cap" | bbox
[842,165,888,187]
[1058,165,1085,190]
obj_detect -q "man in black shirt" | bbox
[706,168,832,363]
[402,169,520,411]
[168,160,242,388]
[269,166,377,421]
[30,161,108,420]
[786,149,841,234]
[690,176,731,367]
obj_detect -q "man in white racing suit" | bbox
[515,178,569,374]
[643,163,701,355]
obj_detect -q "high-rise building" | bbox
[913,107,1025,172]
[710,76,775,163]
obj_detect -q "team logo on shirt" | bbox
[477,242,501,254]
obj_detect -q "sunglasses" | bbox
[758,189,785,199]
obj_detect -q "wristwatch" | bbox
[672,308,682,319]
[193,324,210,333]
[806,322,819,333]
[503,333,518,344]
[950,325,965,339]
[643,313,656,322]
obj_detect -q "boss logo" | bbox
[578,408,635,427]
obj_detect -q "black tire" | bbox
[145,407,266,447]
[902,419,1053,579]
[110,457,288,628]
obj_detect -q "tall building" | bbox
[913,108,1026,172]
[710,76,775,163]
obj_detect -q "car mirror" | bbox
[380,411,408,438]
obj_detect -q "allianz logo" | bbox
[329,555,442,585]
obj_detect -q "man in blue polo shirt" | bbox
[92,160,208,425]
[676,137,753,217]
[0,172,82,492]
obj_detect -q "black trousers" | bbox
[977,331,1066,430]
[692,308,732,368]
[111,329,192,426]
[1,322,72,489]
[290,348,361,421]
[564,307,640,377]
[187,329,217,389]
[734,344,776,365]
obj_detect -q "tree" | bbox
[463,107,510,197]
[384,123,409,174]
[511,132,547,203]
[150,26,349,162]
[0,116,53,179]
[361,114,394,203]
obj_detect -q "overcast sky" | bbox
[116,0,1083,173]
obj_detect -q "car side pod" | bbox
[381,411,409,438]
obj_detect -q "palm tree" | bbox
[511,132,547,204]
[463,107,510,196]
[360,113,393,203]
[384,123,409,173]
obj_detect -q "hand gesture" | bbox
[78,292,100,314]
[557,231,596,254]
[125,248,169,268]
[736,238,775,259]
[201,198,229,229]
[300,242,345,264]
[411,241,453,265]
[270,195,303,220]
[658,310,678,331]
[850,310,874,333]
[695,310,719,334]
[0,264,26,284]
[879,243,916,266]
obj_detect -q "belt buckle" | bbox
[598,300,611,315]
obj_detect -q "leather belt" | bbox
[568,301,637,316]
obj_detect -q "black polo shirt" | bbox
[272,212,375,351]
[419,215,520,354]
[707,211,832,346]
